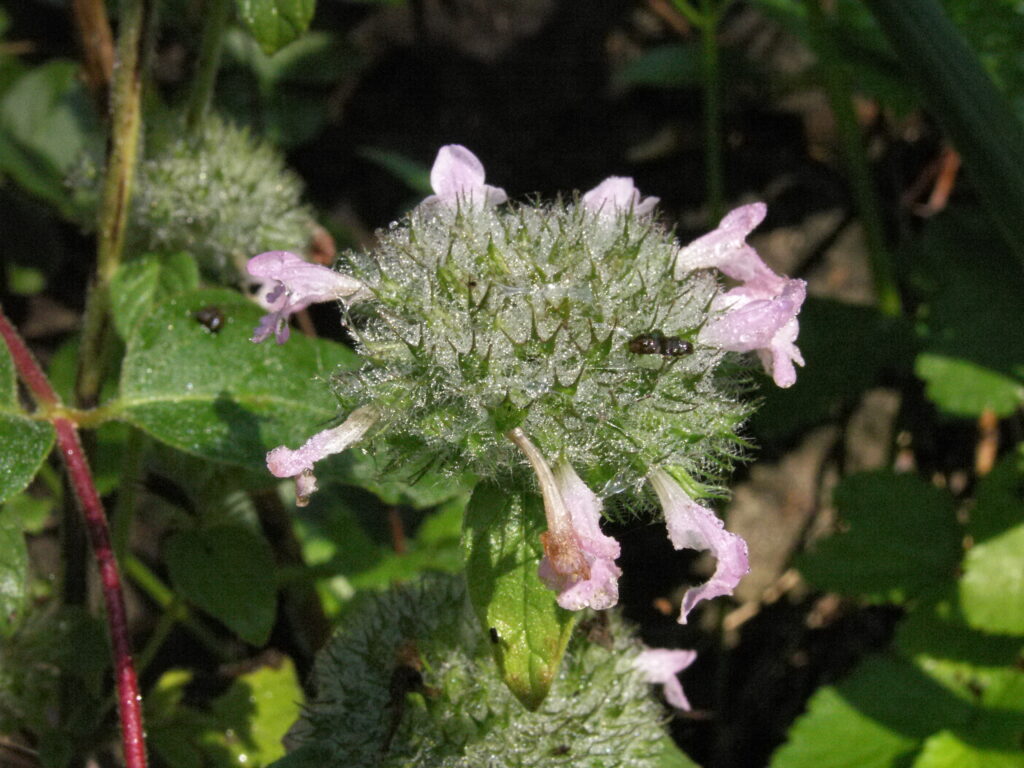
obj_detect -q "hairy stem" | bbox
[77,0,153,407]
[70,0,115,107]
[0,308,148,768]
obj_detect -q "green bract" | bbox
[336,200,750,495]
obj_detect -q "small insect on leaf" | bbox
[194,305,225,333]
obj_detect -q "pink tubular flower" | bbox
[420,144,508,210]
[247,250,369,344]
[675,203,806,387]
[634,647,698,711]
[582,176,659,217]
[507,428,622,611]
[266,405,379,506]
[700,278,807,388]
[648,469,749,624]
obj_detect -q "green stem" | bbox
[124,555,232,661]
[185,0,232,131]
[807,0,902,316]
[77,0,153,406]
[112,427,146,565]
[133,597,186,676]
[699,0,725,222]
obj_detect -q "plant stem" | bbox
[70,0,115,107]
[698,0,725,222]
[125,555,233,661]
[807,0,902,316]
[185,0,232,131]
[0,307,148,768]
[77,0,153,407]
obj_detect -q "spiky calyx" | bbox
[336,200,751,495]
[129,115,314,279]
[285,574,674,768]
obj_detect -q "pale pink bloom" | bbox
[648,469,749,624]
[634,647,698,711]
[674,203,779,288]
[700,278,807,388]
[582,176,659,217]
[676,203,806,387]
[247,250,369,344]
[420,145,508,210]
[507,428,622,611]
[266,405,379,506]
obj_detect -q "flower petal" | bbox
[266,405,379,506]
[507,429,622,610]
[699,278,806,387]
[634,647,698,711]
[648,469,749,624]
[422,145,507,209]
[582,176,659,217]
[247,251,369,344]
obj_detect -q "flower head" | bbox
[254,147,804,620]
[634,647,698,711]
[582,176,659,217]
[248,250,369,343]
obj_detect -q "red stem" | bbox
[0,311,58,406]
[0,308,147,768]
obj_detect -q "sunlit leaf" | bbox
[461,481,576,710]
[115,288,358,469]
[109,252,201,340]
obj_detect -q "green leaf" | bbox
[210,657,304,764]
[0,512,27,632]
[915,354,1024,418]
[109,252,201,340]
[164,524,278,645]
[147,659,303,768]
[912,731,1024,768]
[236,0,316,56]
[115,288,359,469]
[959,452,1024,635]
[653,733,703,768]
[797,471,960,603]
[909,209,1024,417]
[461,481,576,710]
[0,60,103,220]
[0,328,55,504]
[221,29,358,147]
[864,0,1024,267]
[896,587,1023,673]
[770,655,972,768]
